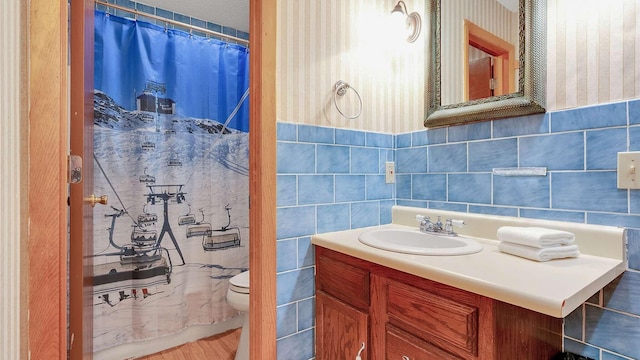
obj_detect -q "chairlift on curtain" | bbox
[137,204,158,226]
[139,167,156,183]
[119,244,160,264]
[202,228,240,251]
[141,136,155,151]
[178,204,197,226]
[130,225,158,246]
[186,208,212,238]
[167,152,182,167]
[93,246,171,298]
[139,113,155,123]
[201,204,241,251]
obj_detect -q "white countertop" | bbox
[311,206,627,318]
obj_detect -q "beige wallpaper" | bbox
[441,0,518,105]
[276,0,640,134]
[1,0,22,358]
[276,0,425,133]
[547,0,640,110]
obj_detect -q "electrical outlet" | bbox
[617,152,640,189]
[385,161,395,184]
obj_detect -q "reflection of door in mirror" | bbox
[440,0,519,106]
[464,20,516,101]
[468,56,493,100]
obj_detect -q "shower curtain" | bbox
[91,11,249,351]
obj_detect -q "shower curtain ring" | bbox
[333,80,362,119]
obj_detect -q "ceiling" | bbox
[497,0,518,13]
[136,0,249,33]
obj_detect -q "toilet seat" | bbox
[226,270,250,360]
[229,270,250,294]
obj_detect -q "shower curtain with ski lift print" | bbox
[92,10,249,351]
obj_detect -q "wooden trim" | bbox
[249,0,277,359]
[27,1,277,358]
[463,19,516,101]
[69,0,95,358]
[463,24,470,102]
[27,0,68,359]
[18,2,29,359]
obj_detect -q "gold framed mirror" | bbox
[424,0,546,128]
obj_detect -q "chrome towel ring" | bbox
[333,80,363,119]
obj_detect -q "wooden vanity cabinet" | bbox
[316,248,371,359]
[315,247,562,360]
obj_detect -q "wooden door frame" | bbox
[27,0,69,359]
[463,20,516,101]
[249,0,277,359]
[26,0,277,358]
[68,0,96,358]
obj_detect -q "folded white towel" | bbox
[497,226,575,248]
[498,241,580,262]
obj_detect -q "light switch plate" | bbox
[617,152,640,189]
[385,161,395,184]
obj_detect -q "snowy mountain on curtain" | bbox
[92,90,249,352]
[94,90,236,135]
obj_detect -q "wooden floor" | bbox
[136,328,241,360]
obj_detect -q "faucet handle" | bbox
[415,215,430,223]
[447,219,465,228]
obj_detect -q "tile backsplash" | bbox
[275,123,394,359]
[277,100,640,360]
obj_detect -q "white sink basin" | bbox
[358,228,483,256]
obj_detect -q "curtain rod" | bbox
[94,0,249,47]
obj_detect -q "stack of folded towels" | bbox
[496,226,580,262]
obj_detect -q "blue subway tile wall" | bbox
[276,123,395,357]
[411,127,447,146]
[493,176,550,208]
[316,204,350,233]
[468,138,518,172]
[551,103,627,132]
[428,143,468,172]
[493,113,550,137]
[276,101,640,359]
[448,121,492,142]
[412,174,447,201]
[585,306,640,359]
[276,143,316,174]
[394,100,640,360]
[335,175,366,202]
[586,128,627,170]
[519,132,585,170]
[629,100,640,125]
[298,124,334,144]
[552,172,627,212]
[448,173,491,204]
[276,329,315,360]
[396,147,427,173]
[336,128,366,146]
[628,229,640,270]
[351,147,381,174]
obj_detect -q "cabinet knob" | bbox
[402,356,411,360]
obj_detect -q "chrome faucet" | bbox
[415,215,465,237]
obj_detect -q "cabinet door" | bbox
[316,291,369,360]
[386,325,462,360]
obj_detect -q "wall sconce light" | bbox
[390,1,421,43]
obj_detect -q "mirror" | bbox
[424,0,546,128]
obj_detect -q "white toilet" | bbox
[226,270,250,360]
